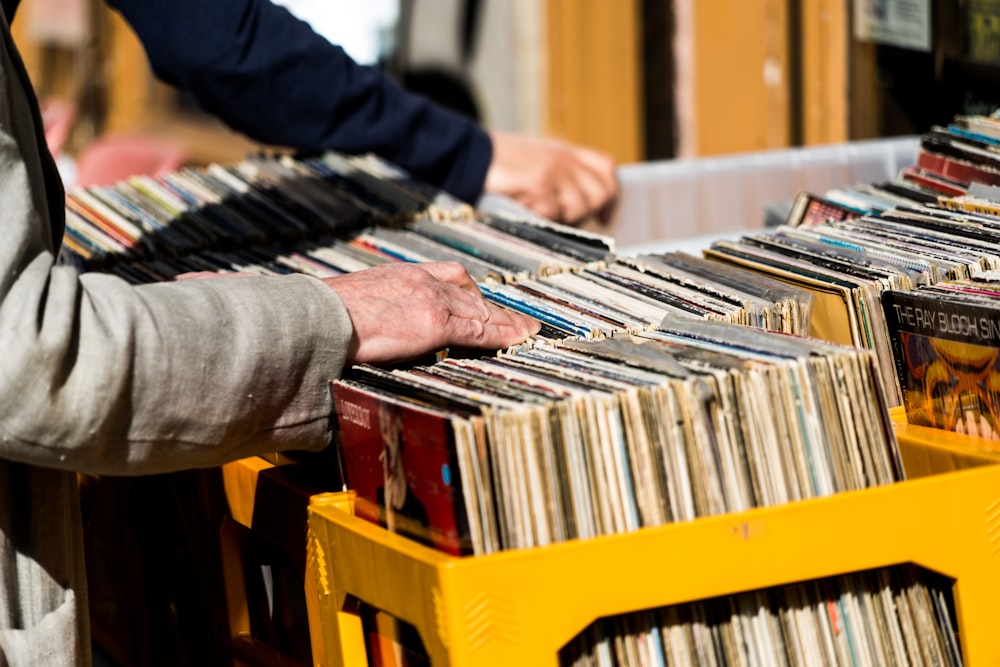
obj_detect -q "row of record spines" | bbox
[60,151,624,296]
[62,154,808,339]
[90,243,805,348]
[69,221,611,295]
[60,149,809,344]
[559,563,961,667]
[58,151,467,273]
[59,151,612,285]
[334,320,902,560]
[59,162,367,271]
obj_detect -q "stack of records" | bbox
[915,113,1000,189]
[699,110,1000,408]
[61,149,814,341]
[483,252,811,342]
[58,151,477,273]
[60,151,616,284]
[62,155,359,269]
[334,318,901,557]
[58,134,982,662]
[333,317,943,664]
[561,564,961,666]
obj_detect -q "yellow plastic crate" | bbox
[891,406,1000,479]
[307,465,1000,666]
[219,456,327,666]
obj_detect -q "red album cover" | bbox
[333,380,471,556]
[899,167,968,198]
[916,149,1000,187]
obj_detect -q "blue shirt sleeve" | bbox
[102,0,493,203]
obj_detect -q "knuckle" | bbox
[442,260,466,277]
[466,317,487,342]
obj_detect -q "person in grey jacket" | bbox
[0,11,541,667]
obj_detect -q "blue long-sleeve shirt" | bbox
[4,0,493,203]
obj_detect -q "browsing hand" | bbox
[324,261,540,365]
[484,130,619,226]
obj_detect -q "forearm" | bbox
[0,266,352,475]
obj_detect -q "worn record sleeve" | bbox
[333,380,473,555]
[786,191,866,227]
[703,243,860,346]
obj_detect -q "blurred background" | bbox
[11,0,1000,201]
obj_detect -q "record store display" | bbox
[334,319,901,556]
[561,564,960,667]
[60,149,812,341]
[63,140,979,665]
[698,110,1000,414]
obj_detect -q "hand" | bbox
[484,130,618,226]
[323,261,540,365]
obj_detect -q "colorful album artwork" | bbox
[334,380,471,555]
[884,289,1000,440]
[896,330,1000,439]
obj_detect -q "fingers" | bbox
[503,158,613,225]
[595,193,619,225]
[572,147,619,224]
[446,288,540,342]
[528,157,617,225]
[574,146,618,196]
[559,147,618,225]
[406,268,540,345]
[518,190,562,223]
[484,130,619,226]
[451,300,541,350]
[556,160,612,225]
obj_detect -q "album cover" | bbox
[785,192,865,228]
[333,380,472,555]
[883,288,1000,440]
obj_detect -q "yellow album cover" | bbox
[883,289,1000,440]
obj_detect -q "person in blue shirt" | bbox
[11,0,619,225]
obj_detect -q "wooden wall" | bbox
[545,0,644,165]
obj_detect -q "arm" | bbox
[0,15,354,475]
[103,0,619,223]
[105,0,493,203]
[0,12,538,476]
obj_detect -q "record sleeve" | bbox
[882,288,1000,440]
[333,380,473,555]
[703,242,860,347]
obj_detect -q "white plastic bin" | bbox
[611,136,920,251]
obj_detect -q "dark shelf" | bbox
[943,54,1000,87]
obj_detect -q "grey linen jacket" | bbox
[0,14,353,666]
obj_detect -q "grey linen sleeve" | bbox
[0,17,354,475]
